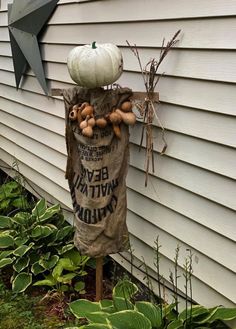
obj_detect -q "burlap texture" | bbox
[63,87,132,257]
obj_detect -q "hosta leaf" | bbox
[57,243,74,255]
[69,299,101,318]
[0,250,13,259]
[39,255,59,270]
[31,261,45,275]
[0,199,10,210]
[208,307,236,322]
[12,272,32,293]
[178,305,208,321]
[31,225,54,239]
[74,281,85,292]
[52,258,78,279]
[38,204,61,222]
[86,311,110,324]
[32,199,47,218]
[14,236,29,246]
[100,300,115,313]
[162,303,177,319]
[0,233,15,248]
[34,274,57,287]
[113,297,134,311]
[166,319,184,329]
[13,256,30,272]
[0,257,14,268]
[0,216,13,228]
[12,197,29,209]
[108,310,152,329]
[135,301,162,328]
[13,212,31,225]
[56,225,73,241]
[57,272,77,283]
[13,243,34,257]
[80,325,111,329]
[63,249,88,266]
[113,280,138,300]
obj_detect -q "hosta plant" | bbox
[67,280,236,329]
[0,180,30,216]
[0,198,89,293]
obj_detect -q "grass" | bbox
[0,276,78,329]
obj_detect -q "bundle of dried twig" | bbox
[127,30,181,186]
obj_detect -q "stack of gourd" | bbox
[69,100,136,139]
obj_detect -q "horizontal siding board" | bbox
[0,0,12,11]
[134,104,236,148]
[127,211,236,303]
[0,41,10,55]
[0,158,73,216]
[112,250,236,309]
[130,125,236,179]
[41,18,236,49]
[1,123,67,171]
[0,148,72,208]
[0,97,65,135]
[129,146,236,210]
[2,59,236,116]
[0,111,66,154]
[0,83,64,118]
[127,235,236,307]
[2,44,236,84]
[0,135,69,191]
[127,189,236,273]
[0,69,75,94]
[127,176,236,242]
[2,1,236,23]
[119,72,236,116]
[50,0,236,23]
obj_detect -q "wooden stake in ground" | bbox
[95,256,103,301]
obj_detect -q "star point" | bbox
[8,0,59,95]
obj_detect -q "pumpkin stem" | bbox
[92,41,97,49]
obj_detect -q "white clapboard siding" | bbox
[0,147,72,208]
[2,59,236,117]
[130,124,236,180]
[127,189,236,273]
[0,111,66,154]
[1,123,67,171]
[113,234,236,308]
[127,174,236,243]
[51,0,236,22]
[0,135,69,191]
[41,19,236,49]
[0,0,236,318]
[129,146,236,210]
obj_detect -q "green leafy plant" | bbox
[67,280,236,329]
[0,180,30,216]
[0,198,89,293]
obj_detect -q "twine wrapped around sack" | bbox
[63,86,132,257]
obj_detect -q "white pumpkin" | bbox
[67,41,123,88]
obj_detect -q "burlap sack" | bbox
[63,87,132,257]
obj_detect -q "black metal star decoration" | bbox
[8,0,59,95]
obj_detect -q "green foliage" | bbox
[69,279,236,329]
[0,278,72,328]
[0,198,89,292]
[0,180,30,215]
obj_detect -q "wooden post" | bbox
[95,256,103,301]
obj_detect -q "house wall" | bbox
[0,0,235,313]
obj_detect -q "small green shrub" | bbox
[0,180,31,215]
[67,279,236,329]
[0,198,89,293]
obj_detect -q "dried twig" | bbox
[127,30,181,186]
